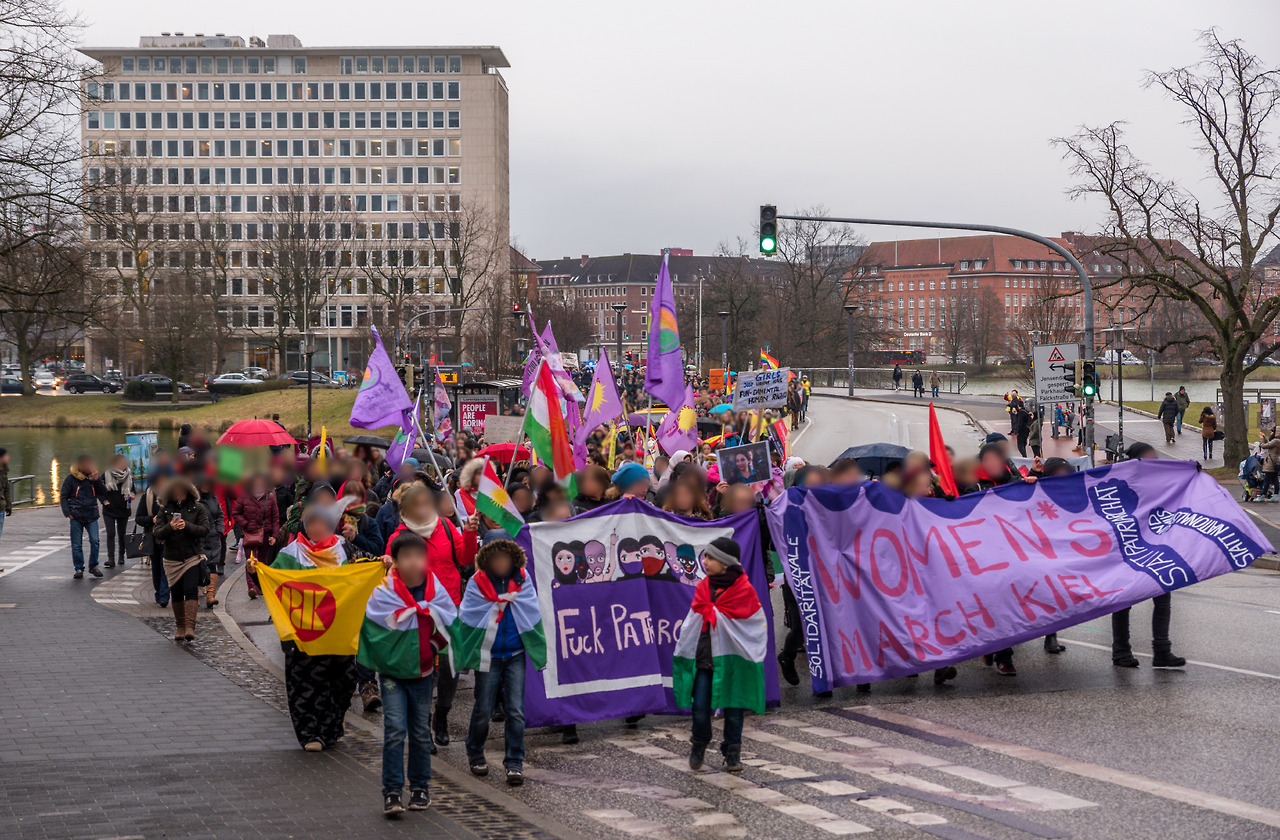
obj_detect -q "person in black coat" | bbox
[61,454,107,578]
[1157,392,1180,444]
[136,472,173,606]
[152,476,211,641]
[101,453,134,569]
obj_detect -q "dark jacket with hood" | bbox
[1158,396,1180,424]
[60,467,107,523]
[197,489,225,557]
[151,478,211,562]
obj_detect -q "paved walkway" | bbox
[0,507,553,840]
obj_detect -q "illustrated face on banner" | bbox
[638,535,670,578]
[551,540,585,587]
[670,542,700,583]
[617,537,645,576]
[585,539,608,578]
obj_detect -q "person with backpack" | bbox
[1199,405,1219,461]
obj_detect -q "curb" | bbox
[811,391,992,435]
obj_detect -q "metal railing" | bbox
[8,475,35,505]
[801,368,968,394]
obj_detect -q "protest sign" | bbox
[482,414,523,443]
[516,498,777,727]
[720,441,772,484]
[766,460,1270,692]
[458,396,497,433]
[732,367,789,411]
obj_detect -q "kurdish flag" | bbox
[475,457,525,536]
[760,348,780,370]
[522,360,577,497]
[357,569,458,680]
[672,573,767,714]
[450,569,548,673]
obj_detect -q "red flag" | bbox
[928,402,958,498]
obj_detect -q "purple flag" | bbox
[644,253,685,409]
[515,498,775,727]
[521,330,544,398]
[656,383,698,455]
[350,326,412,430]
[539,321,585,403]
[386,394,420,471]
[579,349,624,436]
[433,372,452,433]
[766,460,1271,692]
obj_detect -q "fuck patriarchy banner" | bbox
[766,460,1271,691]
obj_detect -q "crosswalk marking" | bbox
[0,538,71,579]
[90,567,149,608]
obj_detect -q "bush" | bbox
[123,380,156,401]
[109,417,128,430]
[255,378,295,393]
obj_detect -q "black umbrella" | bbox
[345,434,391,449]
[411,448,453,469]
[696,418,723,437]
[830,443,911,477]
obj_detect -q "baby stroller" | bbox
[1239,451,1263,502]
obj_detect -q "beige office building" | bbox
[77,33,509,375]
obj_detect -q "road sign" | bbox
[1032,343,1082,406]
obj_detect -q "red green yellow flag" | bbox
[521,360,577,497]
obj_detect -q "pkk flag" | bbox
[475,456,525,536]
[523,360,578,497]
[255,561,385,656]
[351,326,413,429]
[433,372,452,432]
[760,348,780,370]
[386,393,421,472]
[645,253,685,409]
[657,383,698,455]
[357,569,457,680]
[580,348,624,435]
[450,567,548,672]
[928,402,958,498]
[672,573,767,715]
[521,329,544,398]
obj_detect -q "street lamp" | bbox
[718,311,729,377]
[843,304,858,396]
[300,330,314,438]
[611,302,627,369]
[513,305,528,373]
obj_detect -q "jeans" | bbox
[69,519,100,570]
[149,542,170,604]
[0,510,5,545]
[104,516,127,564]
[690,670,745,749]
[1203,437,1214,460]
[779,584,803,665]
[466,652,526,771]
[1263,472,1280,499]
[1112,593,1173,658]
[380,673,435,795]
[931,386,939,398]
[1175,409,1185,433]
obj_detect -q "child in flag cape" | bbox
[358,531,458,817]
[672,536,767,774]
[451,539,547,786]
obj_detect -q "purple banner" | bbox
[766,460,1271,692]
[516,498,777,728]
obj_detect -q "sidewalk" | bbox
[0,507,554,840]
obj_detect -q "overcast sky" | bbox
[70,0,1278,260]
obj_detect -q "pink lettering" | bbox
[1012,579,1057,621]
[934,609,966,646]
[870,529,909,598]
[948,519,1008,575]
[956,594,995,633]
[1058,574,1091,605]
[994,511,1057,562]
[904,615,943,659]
[1068,519,1113,557]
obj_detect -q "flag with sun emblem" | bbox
[350,326,413,430]
[474,456,526,536]
[657,383,699,455]
[580,348,624,436]
[644,252,686,409]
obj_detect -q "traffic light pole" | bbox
[772,212,1098,464]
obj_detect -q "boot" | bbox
[1043,633,1066,654]
[184,600,198,641]
[689,741,707,770]
[172,601,186,642]
[205,574,219,610]
[722,743,743,774]
[433,706,450,746]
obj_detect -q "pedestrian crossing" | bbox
[0,535,71,579]
[517,707,1098,840]
[90,565,149,607]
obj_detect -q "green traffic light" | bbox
[1082,381,1096,397]
[761,236,776,252]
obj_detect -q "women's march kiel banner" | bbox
[516,498,777,727]
[766,460,1271,692]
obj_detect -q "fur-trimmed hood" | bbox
[458,457,485,490]
[159,476,200,505]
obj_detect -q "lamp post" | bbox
[843,304,858,396]
[718,311,729,377]
[513,305,528,374]
[301,330,314,438]
[611,302,627,369]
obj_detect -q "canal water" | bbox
[2,427,177,505]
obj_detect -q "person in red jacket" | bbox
[233,473,280,599]
[385,481,477,750]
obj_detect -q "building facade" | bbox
[77,33,509,375]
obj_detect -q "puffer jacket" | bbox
[198,491,225,557]
[1158,396,1180,424]
[151,479,211,562]
[60,467,106,523]
[232,492,279,542]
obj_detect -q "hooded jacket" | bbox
[1158,396,1180,424]
[60,467,107,523]
[151,478,211,562]
[233,490,280,543]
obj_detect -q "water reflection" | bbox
[2,428,177,505]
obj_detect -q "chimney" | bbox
[580,254,589,267]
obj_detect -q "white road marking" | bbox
[855,705,1280,830]
[1058,636,1280,681]
[90,568,149,608]
[0,540,71,579]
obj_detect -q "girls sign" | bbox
[766,460,1270,692]
[515,498,777,727]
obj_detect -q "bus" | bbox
[856,349,927,367]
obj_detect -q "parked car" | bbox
[1,376,23,394]
[241,367,269,379]
[32,370,58,389]
[64,373,119,394]
[1190,357,1220,366]
[103,368,125,382]
[280,370,333,386]
[206,372,262,393]
[134,374,193,394]
[1097,350,1143,365]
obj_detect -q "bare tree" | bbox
[538,294,597,360]
[419,194,504,364]
[675,240,769,372]
[148,274,215,404]
[959,287,1004,368]
[183,198,240,375]
[1056,32,1280,464]
[1005,269,1080,360]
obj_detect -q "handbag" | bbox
[125,525,153,558]
[243,529,265,549]
[198,554,211,587]
[1214,429,1225,441]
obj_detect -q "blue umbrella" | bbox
[460,362,474,367]
[712,403,733,414]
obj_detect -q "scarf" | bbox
[399,512,440,540]
[105,468,132,496]
[292,532,344,568]
[357,569,457,679]
[450,567,548,672]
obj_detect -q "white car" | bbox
[33,370,57,389]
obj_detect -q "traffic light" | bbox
[759,205,777,255]
[1081,361,1098,398]
[1064,359,1082,397]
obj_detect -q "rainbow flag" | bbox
[474,457,525,535]
[760,349,780,370]
[522,360,577,497]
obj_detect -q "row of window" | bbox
[87,109,462,131]
[854,275,1087,294]
[90,210,468,242]
[90,246,463,271]
[865,293,1082,312]
[88,79,461,103]
[117,54,463,76]
[874,313,1089,331]
[92,167,460,194]
[86,136,462,159]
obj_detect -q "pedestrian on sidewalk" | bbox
[101,455,133,569]
[233,473,279,599]
[673,536,766,774]
[1259,430,1280,500]
[911,370,924,398]
[152,476,210,642]
[1199,406,1218,461]
[358,532,456,817]
[136,471,172,606]
[1175,387,1191,435]
[61,454,107,579]
[1027,403,1044,458]
[1158,392,1179,444]
[929,371,940,399]
[892,364,903,391]
[195,473,225,609]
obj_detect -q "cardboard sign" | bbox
[458,396,498,433]
[708,368,725,390]
[732,367,789,411]
[483,414,524,443]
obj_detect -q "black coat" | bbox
[151,482,211,562]
[60,469,106,523]
[1158,397,1180,423]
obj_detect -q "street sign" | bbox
[1032,343,1082,407]
[438,371,459,384]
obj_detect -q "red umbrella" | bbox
[216,418,298,447]
[477,443,531,464]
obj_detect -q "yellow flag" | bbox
[317,426,328,471]
[606,422,619,469]
[254,561,384,655]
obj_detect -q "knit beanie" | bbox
[703,536,742,568]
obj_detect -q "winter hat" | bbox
[703,536,741,569]
[402,457,421,469]
[984,432,1008,444]
[612,461,650,490]
[1126,442,1157,461]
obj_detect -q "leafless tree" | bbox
[148,274,215,404]
[182,198,241,375]
[1006,269,1081,360]
[538,294,597,361]
[1056,32,1280,463]
[959,287,1005,368]
[418,194,505,363]
[676,239,769,372]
